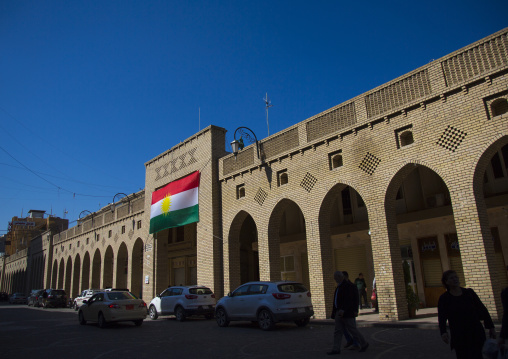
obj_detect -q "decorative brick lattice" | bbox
[365,70,431,118]
[254,188,268,206]
[300,172,318,192]
[154,147,198,180]
[359,152,381,175]
[441,33,508,87]
[306,102,356,142]
[223,147,254,176]
[436,126,467,152]
[261,128,299,159]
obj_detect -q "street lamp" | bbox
[78,210,94,226]
[230,127,259,160]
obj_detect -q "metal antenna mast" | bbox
[264,93,273,136]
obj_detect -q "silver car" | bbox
[215,281,314,330]
[78,291,147,328]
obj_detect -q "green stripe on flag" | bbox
[149,204,199,234]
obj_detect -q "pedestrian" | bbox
[342,271,361,350]
[327,270,369,355]
[372,277,378,312]
[438,269,496,359]
[42,289,48,308]
[354,273,368,309]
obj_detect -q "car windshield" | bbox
[106,292,136,300]
[277,283,308,293]
[189,288,213,295]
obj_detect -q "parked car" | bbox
[9,293,27,304]
[38,289,67,308]
[28,289,45,307]
[73,289,102,310]
[148,285,216,321]
[215,281,314,330]
[78,291,147,328]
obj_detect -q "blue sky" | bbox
[0,0,507,231]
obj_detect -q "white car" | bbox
[74,289,102,310]
[215,281,314,330]
[148,285,216,321]
[78,291,147,328]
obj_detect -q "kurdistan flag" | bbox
[149,171,200,234]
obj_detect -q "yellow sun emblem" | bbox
[161,194,171,215]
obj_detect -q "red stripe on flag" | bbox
[151,171,200,205]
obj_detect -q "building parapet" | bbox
[219,27,508,179]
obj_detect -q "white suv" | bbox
[148,285,216,321]
[215,281,314,330]
[74,289,102,310]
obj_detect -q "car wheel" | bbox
[78,311,87,325]
[257,309,275,331]
[294,318,310,327]
[215,307,230,327]
[134,320,143,327]
[175,306,186,322]
[149,305,158,320]
[98,313,107,328]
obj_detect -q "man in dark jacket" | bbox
[327,271,369,355]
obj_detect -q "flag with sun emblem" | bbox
[149,171,200,234]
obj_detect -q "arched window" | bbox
[400,131,414,146]
[332,154,343,169]
[491,98,508,117]
[279,171,288,186]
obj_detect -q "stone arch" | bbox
[226,210,259,292]
[103,246,114,289]
[91,249,101,288]
[58,258,65,289]
[131,238,144,298]
[81,252,91,290]
[116,242,128,289]
[73,254,81,298]
[64,256,72,295]
[51,259,58,288]
[266,198,308,284]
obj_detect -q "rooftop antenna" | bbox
[63,209,68,219]
[264,93,273,136]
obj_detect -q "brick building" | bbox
[0,28,507,322]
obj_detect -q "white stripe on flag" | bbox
[150,187,199,219]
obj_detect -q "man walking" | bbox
[354,273,368,309]
[328,270,369,355]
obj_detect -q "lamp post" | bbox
[78,210,96,240]
[230,127,260,160]
[111,193,131,214]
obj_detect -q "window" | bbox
[395,125,414,148]
[233,285,250,297]
[86,238,89,245]
[108,230,112,238]
[277,169,288,186]
[69,244,72,249]
[77,241,80,247]
[176,226,184,242]
[328,150,343,170]
[236,184,245,199]
[280,256,296,281]
[137,220,142,229]
[121,226,126,234]
[491,98,508,117]
[96,234,100,242]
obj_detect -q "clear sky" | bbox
[0,0,507,232]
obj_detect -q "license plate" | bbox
[297,308,305,313]
[126,305,134,310]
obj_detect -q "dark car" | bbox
[39,289,67,308]
[0,292,8,301]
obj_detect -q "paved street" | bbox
[1,304,456,359]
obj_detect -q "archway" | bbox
[103,246,114,289]
[267,199,309,287]
[51,259,58,288]
[131,238,144,298]
[64,257,72,295]
[116,243,128,289]
[73,255,81,297]
[58,258,64,289]
[81,252,91,290]
[91,249,101,288]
